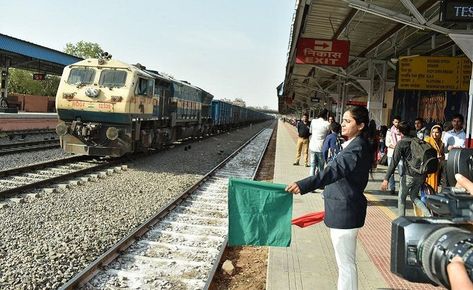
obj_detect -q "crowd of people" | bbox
[285,108,468,290]
[381,114,466,216]
[290,111,466,216]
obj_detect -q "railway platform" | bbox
[0,112,57,131]
[266,120,442,290]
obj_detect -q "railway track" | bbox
[0,128,56,139]
[0,122,272,201]
[0,156,122,199]
[0,139,60,155]
[61,127,274,290]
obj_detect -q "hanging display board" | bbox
[397,56,471,91]
[440,0,473,22]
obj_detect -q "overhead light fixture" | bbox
[346,0,426,31]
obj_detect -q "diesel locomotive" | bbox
[55,55,268,157]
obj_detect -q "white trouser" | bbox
[330,227,360,290]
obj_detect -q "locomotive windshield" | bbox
[99,70,127,88]
[67,68,95,85]
[135,78,154,96]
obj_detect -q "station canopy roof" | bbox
[0,33,82,75]
[279,0,472,114]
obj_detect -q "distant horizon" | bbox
[0,0,294,110]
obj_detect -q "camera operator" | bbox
[447,174,473,290]
[391,148,473,289]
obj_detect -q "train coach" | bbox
[211,99,270,131]
[55,55,269,157]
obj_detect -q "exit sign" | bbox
[33,73,46,80]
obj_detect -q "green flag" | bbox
[228,178,292,247]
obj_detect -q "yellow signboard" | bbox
[398,56,471,91]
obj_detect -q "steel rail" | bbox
[0,139,60,155]
[202,121,276,290]
[0,129,56,137]
[0,155,116,198]
[0,155,91,177]
[60,125,272,290]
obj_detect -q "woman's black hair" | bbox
[347,106,370,139]
[368,119,377,139]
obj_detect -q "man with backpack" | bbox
[380,121,438,216]
[322,122,343,163]
[293,113,311,167]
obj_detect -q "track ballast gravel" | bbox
[0,148,72,171]
[0,121,272,289]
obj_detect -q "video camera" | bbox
[391,149,473,288]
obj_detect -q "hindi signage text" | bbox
[296,38,350,68]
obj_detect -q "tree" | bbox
[8,68,60,96]
[233,98,246,107]
[64,41,104,59]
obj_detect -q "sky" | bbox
[0,0,295,110]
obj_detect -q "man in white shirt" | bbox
[309,109,330,176]
[385,116,403,195]
[442,114,466,187]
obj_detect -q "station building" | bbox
[278,0,473,146]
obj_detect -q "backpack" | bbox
[407,138,439,175]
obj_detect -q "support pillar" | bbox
[340,81,348,124]
[0,58,10,110]
[359,60,387,127]
[337,80,344,123]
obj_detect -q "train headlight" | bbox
[106,127,119,141]
[56,122,68,136]
[85,87,100,98]
[111,96,123,102]
[62,92,76,99]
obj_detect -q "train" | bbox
[55,55,270,157]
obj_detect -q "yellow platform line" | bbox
[365,193,397,220]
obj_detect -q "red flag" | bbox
[291,211,325,228]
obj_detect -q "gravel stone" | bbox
[0,121,272,289]
[0,148,72,171]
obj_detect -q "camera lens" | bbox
[421,226,473,288]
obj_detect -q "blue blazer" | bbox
[296,135,372,229]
